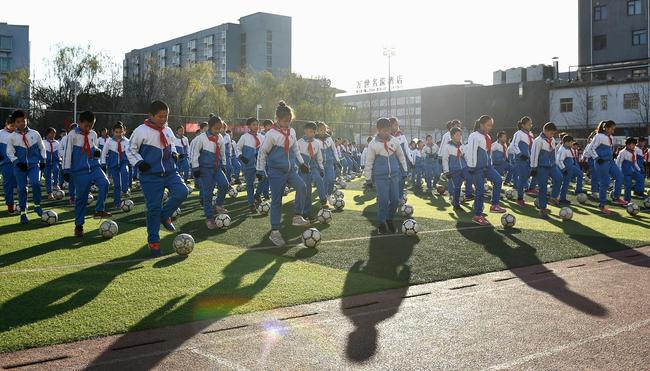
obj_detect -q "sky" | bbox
[3,0,578,94]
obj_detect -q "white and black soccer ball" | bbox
[53,189,65,200]
[505,189,517,200]
[257,201,270,214]
[643,197,650,209]
[62,182,69,190]
[283,186,290,196]
[163,189,170,203]
[501,213,516,228]
[333,190,345,199]
[214,214,231,229]
[559,207,573,221]
[90,184,99,193]
[41,210,58,226]
[317,208,333,224]
[132,182,141,191]
[400,204,414,217]
[302,228,322,248]
[87,194,94,205]
[436,185,446,196]
[120,199,134,213]
[401,219,420,236]
[173,233,195,256]
[172,207,181,218]
[332,198,345,211]
[237,184,245,193]
[338,180,347,189]
[626,202,640,216]
[99,220,118,239]
[484,184,490,193]
[228,188,238,199]
[576,193,588,204]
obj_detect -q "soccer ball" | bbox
[436,185,446,196]
[237,184,245,192]
[41,210,58,226]
[90,184,99,193]
[283,186,290,196]
[559,207,573,221]
[62,182,69,190]
[228,188,238,199]
[484,184,490,193]
[400,204,414,217]
[120,199,134,213]
[458,192,466,203]
[576,193,588,204]
[172,208,181,218]
[643,197,650,209]
[99,220,118,239]
[401,219,420,236]
[501,213,516,228]
[87,194,94,205]
[14,204,21,213]
[163,189,170,203]
[173,233,195,256]
[317,208,333,224]
[332,198,345,211]
[214,214,231,229]
[132,182,141,191]
[302,228,322,248]
[338,180,347,189]
[626,203,640,216]
[257,201,271,214]
[53,189,65,200]
[505,189,517,200]
[333,185,339,193]
[334,190,345,199]
[584,177,591,185]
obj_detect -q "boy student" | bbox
[587,120,626,214]
[413,140,425,190]
[126,101,189,256]
[422,134,440,193]
[229,131,242,185]
[101,122,130,209]
[57,128,67,189]
[97,128,109,150]
[556,135,584,204]
[361,136,374,189]
[62,111,112,235]
[389,117,412,200]
[173,125,190,182]
[256,101,310,247]
[529,122,563,220]
[297,121,327,218]
[43,127,61,200]
[616,137,645,203]
[316,121,341,195]
[634,137,646,197]
[365,117,408,234]
[237,117,264,212]
[6,110,46,223]
[491,131,510,178]
[439,119,473,199]
[0,117,17,214]
[190,115,229,230]
[441,127,467,210]
[59,123,78,204]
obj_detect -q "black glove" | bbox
[63,173,71,183]
[256,171,266,181]
[171,152,179,162]
[193,169,201,178]
[93,149,101,158]
[562,168,568,176]
[39,162,46,171]
[299,163,310,174]
[596,158,605,165]
[138,161,151,172]
[221,166,227,173]
[178,153,186,159]
[320,170,325,178]
[238,155,249,164]
[519,155,529,161]
[468,167,476,175]
[16,162,27,172]
[530,169,538,177]
[0,155,3,161]
[101,165,107,173]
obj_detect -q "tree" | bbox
[0,68,30,107]
[631,81,650,135]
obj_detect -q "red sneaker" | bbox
[472,215,491,226]
[526,188,539,196]
[69,197,76,205]
[516,199,527,207]
[490,205,506,213]
[599,206,612,215]
[148,242,162,257]
[47,193,55,201]
[613,199,629,206]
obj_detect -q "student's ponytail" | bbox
[517,116,531,130]
[474,115,492,131]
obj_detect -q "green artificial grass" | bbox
[0,177,648,352]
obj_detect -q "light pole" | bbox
[72,81,81,124]
[383,47,396,117]
[552,57,559,80]
[256,104,262,120]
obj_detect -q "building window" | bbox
[0,57,11,72]
[266,30,272,42]
[266,42,272,55]
[188,39,196,51]
[628,0,642,15]
[593,35,607,50]
[632,29,648,45]
[587,96,594,111]
[266,55,272,69]
[0,36,12,50]
[560,98,573,113]
[624,93,640,109]
[594,5,607,21]
[633,68,648,78]
[600,95,608,110]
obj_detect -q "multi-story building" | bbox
[0,23,29,104]
[123,12,291,85]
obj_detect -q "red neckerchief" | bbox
[570,147,578,164]
[523,130,533,147]
[207,132,221,168]
[251,132,260,148]
[452,142,462,158]
[379,135,395,154]
[480,130,492,155]
[501,142,507,154]
[543,135,553,150]
[627,148,636,164]
[116,138,123,158]
[48,140,54,155]
[307,140,314,158]
[18,128,29,148]
[144,119,169,147]
[80,130,92,158]
[273,125,290,155]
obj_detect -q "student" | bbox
[0,117,17,214]
[441,127,467,210]
[581,131,599,199]
[616,137,644,203]
[220,123,233,183]
[556,135,584,204]
[413,141,425,190]
[530,122,563,219]
[509,116,535,206]
[586,120,626,214]
[43,127,61,200]
[6,110,46,223]
[422,135,440,193]
[257,119,273,200]
[491,131,510,179]
[173,126,190,182]
[297,121,327,218]
[57,129,67,189]
[364,117,408,234]
[229,132,242,185]
[389,117,412,200]
[439,120,473,199]
[256,101,310,247]
[101,122,130,210]
[190,115,229,229]
[316,121,341,195]
[466,115,506,226]
[126,101,189,255]
[59,124,78,204]
[634,137,646,197]
[361,136,374,189]
[238,117,264,212]
[62,111,111,234]
[189,121,208,197]
[97,128,109,150]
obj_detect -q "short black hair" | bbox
[69,123,78,130]
[45,127,56,135]
[303,121,318,131]
[176,125,184,131]
[10,109,25,121]
[208,115,223,127]
[262,119,273,127]
[78,110,95,124]
[149,100,169,115]
[246,117,258,126]
[199,122,208,129]
[450,127,462,137]
[376,117,390,129]
[543,122,557,132]
[638,136,647,143]
[113,122,125,130]
[58,129,66,134]
[562,135,574,143]
[626,137,638,145]
[497,131,507,138]
[425,134,433,140]
[5,116,14,124]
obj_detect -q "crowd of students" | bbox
[0,102,648,253]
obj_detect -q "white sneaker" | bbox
[215,205,229,214]
[292,215,310,227]
[269,230,285,247]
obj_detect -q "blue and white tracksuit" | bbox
[126,122,189,243]
[190,131,228,220]
[393,132,411,199]
[237,131,264,206]
[256,127,307,230]
[256,131,270,199]
[97,136,108,151]
[101,137,130,207]
[556,145,584,201]
[364,136,408,225]
[491,142,511,178]
[62,128,109,226]
[586,133,623,206]
[509,129,534,201]
[43,139,61,194]
[582,141,599,195]
[615,149,644,202]
[0,128,17,207]
[173,135,190,181]
[530,134,562,210]
[231,139,241,182]
[223,132,233,182]
[440,130,473,197]
[297,137,326,216]
[6,128,46,215]
[634,146,646,194]
[59,134,75,198]
[422,143,440,191]
[466,130,503,216]
[319,136,340,195]
[441,141,468,207]
[413,149,424,188]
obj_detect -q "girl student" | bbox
[586,120,626,214]
[316,121,341,196]
[508,116,535,207]
[529,122,563,219]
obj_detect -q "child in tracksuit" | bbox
[256,101,310,247]
[316,121,341,195]
[556,135,584,204]
[509,116,535,207]
[5,110,46,223]
[361,136,374,189]
[59,124,78,205]
[62,111,112,235]
[423,135,440,193]
[413,141,425,190]
[530,122,563,219]
[101,122,130,209]
[634,137,646,197]
[581,132,599,199]
[586,120,626,214]
[230,134,242,185]
[238,117,265,212]
[43,127,61,200]
[57,129,67,189]
[365,117,408,235]
[221,124,233,184]
[173,126,190,182]
[441,127,467,210]
[491,131,510,179]
[616,137,645,203]
[0,117,17,214]
[97,128,109,151]
[297,121,327,218]
[389,117,412,200]
[126,101,189,255]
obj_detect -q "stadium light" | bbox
[383,47,396,116]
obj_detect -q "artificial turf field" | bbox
[0,176,649,353]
